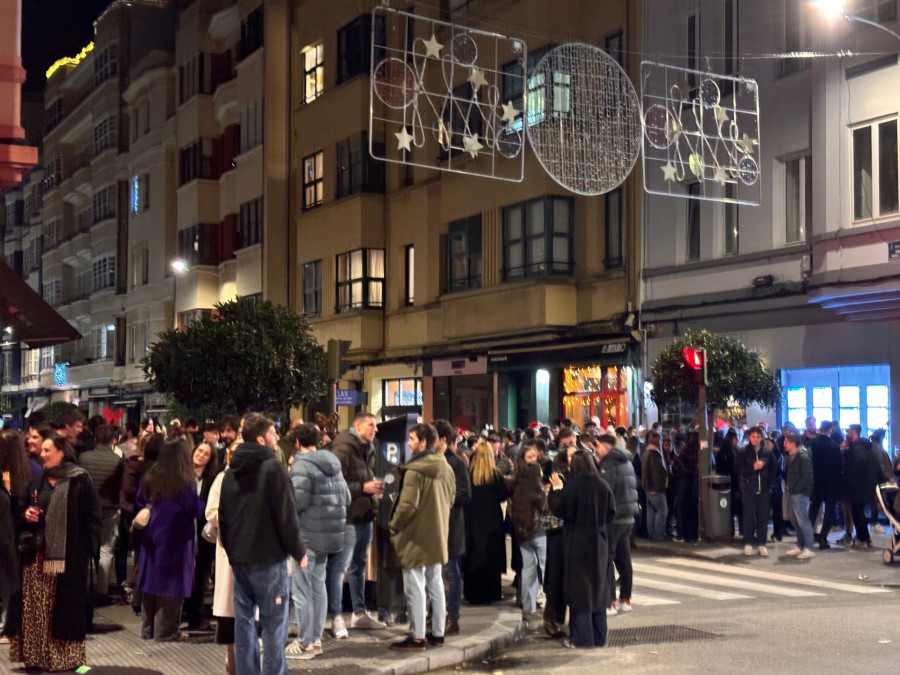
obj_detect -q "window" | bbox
[725,183,739,255]
[724,0,738,75]
[143,173,150,210]
[785,156,811,243]
[447,215,482,292]
[302,151,324,209]
[92,254,116,291]
[44,155,63,189]
[853,120,898,221]
[239,6,264,60]
[240,101,263,152]
[90,324,116,361]
[336,249,384,312]
[382,378,423,420]
[336,132,385,198]
[46,98,63,132]
[180,140,213,184]
[605,189,623,269]
[43,278,62,305]
[93,115,118,157]
[40,346,55,372]
[177,224,218,266]
[302,44,324,104]
[686,183,700,261]
[779,0,809,77]
[867,384,890,432]
[405,245,414,306]
[337,14,385,84]
[839,385,861,430]
[605,32,623,66]
[93,185,117,224]
[302,260,322,317]
[812,386,833,423]
[786,387,807,430]
[132,247,149,288]
[44,219,59,249]
[502,44,552,131]
[687,13,699,90]
[180,54,211,104]
[238,197,263,249]
[855,0,897,23]
[503,196,574,280]
[94,43,118,86]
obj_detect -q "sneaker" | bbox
[673,537,685,543]
[426,632,445,647]
[445,615,460,635]
[285,641,310,660]
[784,546,802,556]
[839,534,853,546]
[351,611,386,630]
[852,540,873,550]
[389,636,426,652]
[873,524,886,534]
[797,548,816,560]
[618,599,633,613]
[758,546,769,557]
[743,545,754,556]
[331,614,348,639]
[312,639,323,656]
[606,605,618,617]
[543,619,565,638]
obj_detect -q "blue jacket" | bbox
[291,449,351,554]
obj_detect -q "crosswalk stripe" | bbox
[634,576,752,600]
[653,557,891,595]
[628,592,681,606]
[631,562,823,597]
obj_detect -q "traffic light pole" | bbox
[697,381,709,540]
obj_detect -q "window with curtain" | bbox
[785,155,811,243]
[503,195,574,279]
[336,248,384,312]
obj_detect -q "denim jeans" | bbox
[519,534,547,612]
[646,492,668,541]
[326,522,370,616]
[96,511,118,595]
[402,564,445,639]
[291,549,328,645]
[443,556,462,619]
[232,561,290,675]
[789,493,814,550]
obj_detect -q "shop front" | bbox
[562,363,631,429]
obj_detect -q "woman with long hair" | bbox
[24,425,52,473]
[463,439,509,605]
[9,435,101,671]
[716,429,741,537]
[1,429,33,643]
[551,450,615,648]
[136,436,203,641]
[510,461,546,626]
[185,442,219,630]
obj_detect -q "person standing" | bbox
[843,424,888,549]
[593,434,639,615]
[783,433,816,560]
[388,423,455,652]
[641,431,668,542]
[737,427,777,557]
[185,442,219,630]
[77,423,123,602]
[285,424,350,661]
[808,421,842,549]
[510,462,547,627]
[9,435,101,672]
[434,419,470,636]
[219,413,307,675]
[328,413,385,637]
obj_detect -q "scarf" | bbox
[43,462,86,575]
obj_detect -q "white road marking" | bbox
[631,562,823,597]
[634,575,752,600]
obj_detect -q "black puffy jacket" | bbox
[599,447,639,525]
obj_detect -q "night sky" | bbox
[22,0,114,92]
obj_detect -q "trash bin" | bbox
[702,475,732,540]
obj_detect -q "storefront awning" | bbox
[0,260,81,348]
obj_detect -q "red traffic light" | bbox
[682,347,707,385]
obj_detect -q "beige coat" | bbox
[205,470,234,618]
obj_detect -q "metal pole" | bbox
[697,382,709,540]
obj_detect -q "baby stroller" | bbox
[875,482,900,564]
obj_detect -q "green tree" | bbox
[142,297,329,423]
[650,328,781,411]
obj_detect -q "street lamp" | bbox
[170,259,187,330]
[812,0,900,42]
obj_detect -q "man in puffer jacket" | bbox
[594,434,639,615]
[286,424,350,661]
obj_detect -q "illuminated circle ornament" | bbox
[497,127,523,159]
[451,33,478,66]
[699,78,720,109]
[738,155,759,186]
[526,43,641,195]
[644,104,678,149]
[373,58,418,109]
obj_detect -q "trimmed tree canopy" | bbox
[142,297,329,421]
[650,329,781,411]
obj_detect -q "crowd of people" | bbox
[0,408,896,672]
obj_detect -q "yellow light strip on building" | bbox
[46,42,95,80]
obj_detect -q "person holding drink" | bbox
[737,426,777,557]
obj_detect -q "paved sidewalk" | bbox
[2,599,521,675]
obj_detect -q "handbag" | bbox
[17,530,41,558]
[201,521,218,544]
[131,505,152,531]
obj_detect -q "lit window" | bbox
[786,387,807,430]
[336,248,384,312]
[867,384,890,434]
[302,260,322,318]
[839,385,861,430]
[302,44,324,104]
[812,386,832,424]
[302,151,324,209]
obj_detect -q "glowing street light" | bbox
[171,258,188,274]
[811,0,900,42]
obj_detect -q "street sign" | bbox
[335,389,358,407]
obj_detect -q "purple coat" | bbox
[137,485,204,598]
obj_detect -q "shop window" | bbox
[839,386,861,429]
[503,196,574,280]
[382,377,423,421]
[812,386,832,425]
[562,365,629,429]
[867,385,890,431]
[336,248,384,312]
[786,387,807,430]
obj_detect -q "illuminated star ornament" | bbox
[423,34,443,59]
[740,133,758,154]
[501,101,519,124]
[661,161,677,182]
[468,67,489,92]
[714,106,730,126]
[395,127,414,152]
[463,133,483,158]
[713,167,729,185]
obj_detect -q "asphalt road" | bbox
[438,541,900,674]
